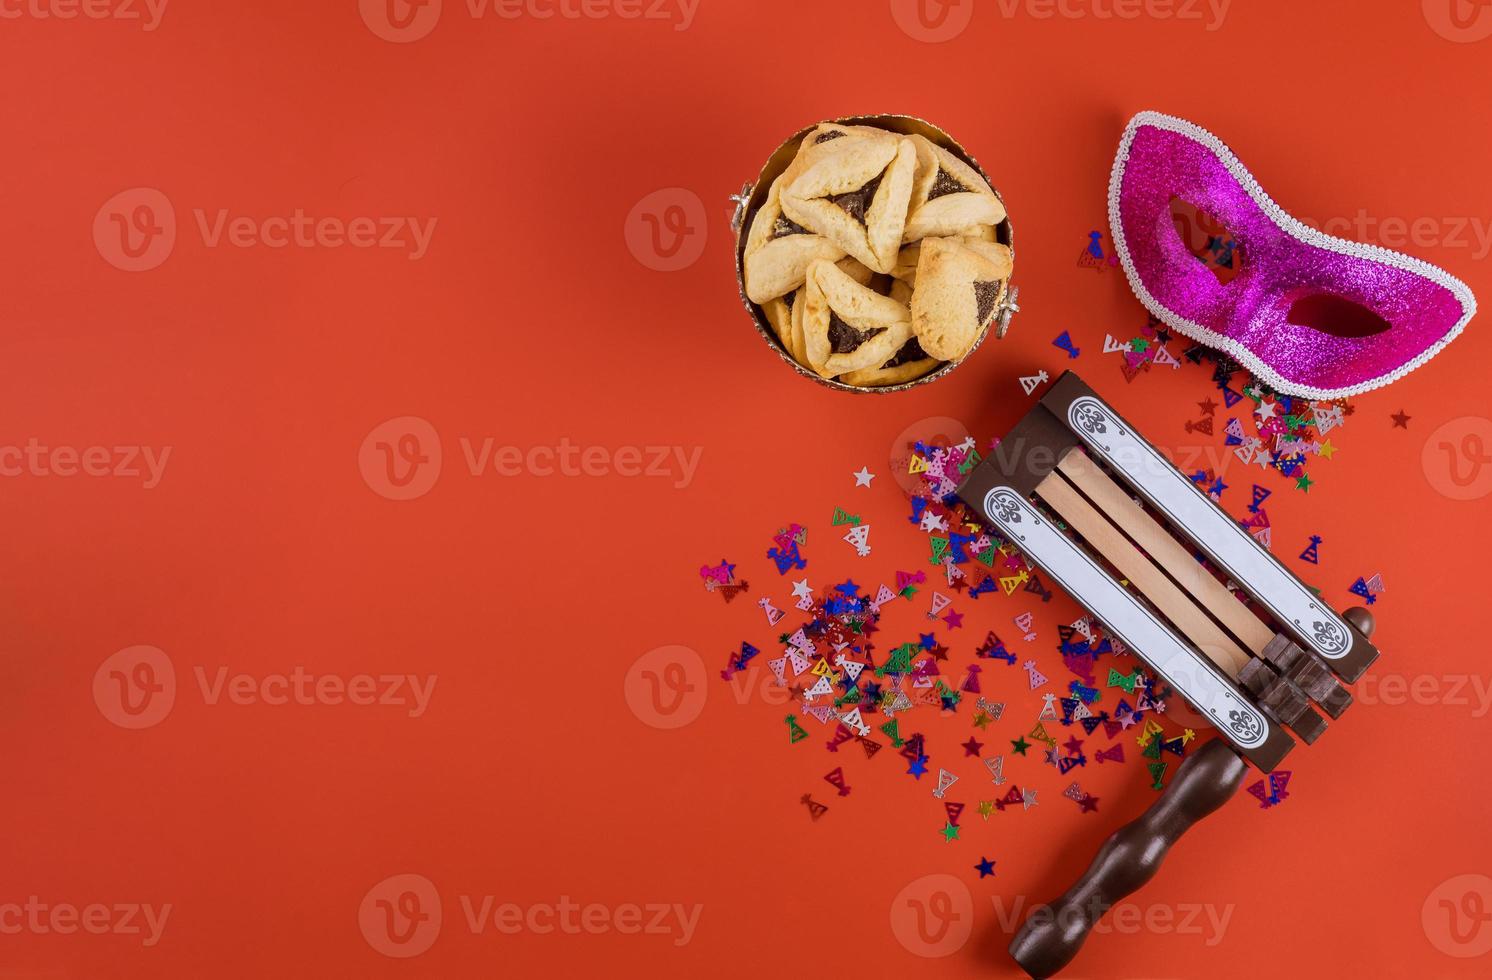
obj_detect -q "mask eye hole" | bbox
[1168,197,1243,285]
[1286,294,1392,338]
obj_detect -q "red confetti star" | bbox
[962,736,984,757]
[1390,410,1411,428]
[943,609,964,629]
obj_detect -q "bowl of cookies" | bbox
[733,114,1017,392]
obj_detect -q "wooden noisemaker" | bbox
[954,371,1379,978]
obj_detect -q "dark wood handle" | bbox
[1007,739,1248,978]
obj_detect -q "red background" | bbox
[3,0,1492,976]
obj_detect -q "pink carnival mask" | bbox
[1109,111,1476,398]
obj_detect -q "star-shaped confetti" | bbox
[974,857,997,878]
[1010,736,1031,756]
[853,466,875,487]
[1391,410,1411,428]
[940,821,961,842]
[962,736,984,757]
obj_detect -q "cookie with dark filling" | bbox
[903,135,1006,243]
[744,173,847,304]
[777,257,875,365]
[800,258,913,378]
[840,333,940,386]
[780,132,917,274]
[743,124,905,304]
[910,237,1013,361]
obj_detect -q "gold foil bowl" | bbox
[732,114,1018,393]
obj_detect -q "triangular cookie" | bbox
[903,135,1006,243]
[743,125,877,304]
[800,259,913,378]
[744,175,848,304]
[776,257,875,366]
[840,332,940,387]
[910,237,1013,361]
[781,134,917,274]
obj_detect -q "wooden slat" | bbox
[1057,451,1276,656]
[1034,470,1251,678]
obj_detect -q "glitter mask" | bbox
[1109,111,1476,398]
